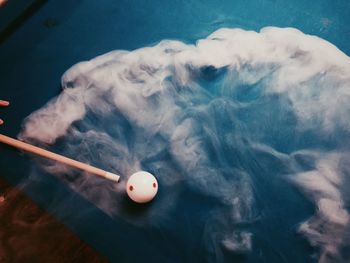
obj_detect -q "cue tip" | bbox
[104,172,120,182]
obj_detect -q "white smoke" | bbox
[292,152,350,263]
[19,27,350,262]
[21,27,350,143]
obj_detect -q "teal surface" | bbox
[0,1,349,262]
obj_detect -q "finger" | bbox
[0,0,8,7]
[0,100,10,106]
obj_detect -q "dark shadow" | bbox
[0,0,48,44]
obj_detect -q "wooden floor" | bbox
[0,177,108,263]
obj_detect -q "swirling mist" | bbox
[20,27,350,262]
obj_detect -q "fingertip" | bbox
[0,0,8,7]
[0,100,9,106]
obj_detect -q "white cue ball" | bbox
[126,171,158,203]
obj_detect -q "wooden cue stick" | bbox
[0,134,120,182]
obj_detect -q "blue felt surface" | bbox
[0,1,349,262]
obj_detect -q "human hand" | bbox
[0,100,10,125]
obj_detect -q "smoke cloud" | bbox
[20,27,350,262]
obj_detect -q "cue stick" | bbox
[0,134,120,182]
